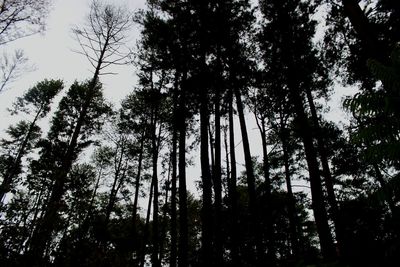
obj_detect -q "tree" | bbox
[27,1,131,263]
[0,79,63,205]
[26,80,111,265]
[258,0,336,260]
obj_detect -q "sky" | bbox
[0,0,357,200]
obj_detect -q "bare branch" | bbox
[0,49,34,92]
[72,0,133,77]
[0,0,51,45]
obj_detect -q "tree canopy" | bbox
[0,0,399,267]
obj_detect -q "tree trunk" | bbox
[198,1,213,264]
[305,87,344,255]
[159,167,171,264]
[105,146,126,227]
[255,115,276,265]
[279,119,300,258]
[234,86,264,265]
[151,112,161,267]
[133,131,145,222]
[200,85,213,265]
[213,70,223,266]
[178,76,188,267]
[228,88,240,265]
[170,82,178,267]
[140,178,154,267]
[289,86,336,260]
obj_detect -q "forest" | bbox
[0,0,399,266]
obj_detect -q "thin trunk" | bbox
[200,81,213,266]
[140,178,154,267]
[159,167,171,263]
[105,146,126,226]
[228,88,240,265]
[255,115,276,265]
[178,75,188,267]
[234,86,263,265]
[19,191,43,254]
[151,112,161,267]
[199,1,213,263]
[213,51,223,266]
[209,125,215,179]
[76,162,104,246]
[132,132,145,257]
[170,87,178,267]
[133,131,145,220]
[224,125,230,194]
[279,121,300,258]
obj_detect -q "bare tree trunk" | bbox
[151,112,161,267]
[178,75,188,267]
[133,131,145,221]
[234,86,264,265]
[279,118,300,258]
[200,85,213,265]
[255,115,276,266]
[170,81,178,267]
[213,58,223,267]
[159,166,171,264]
[228,88,240,266]
[198,1,213,263]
